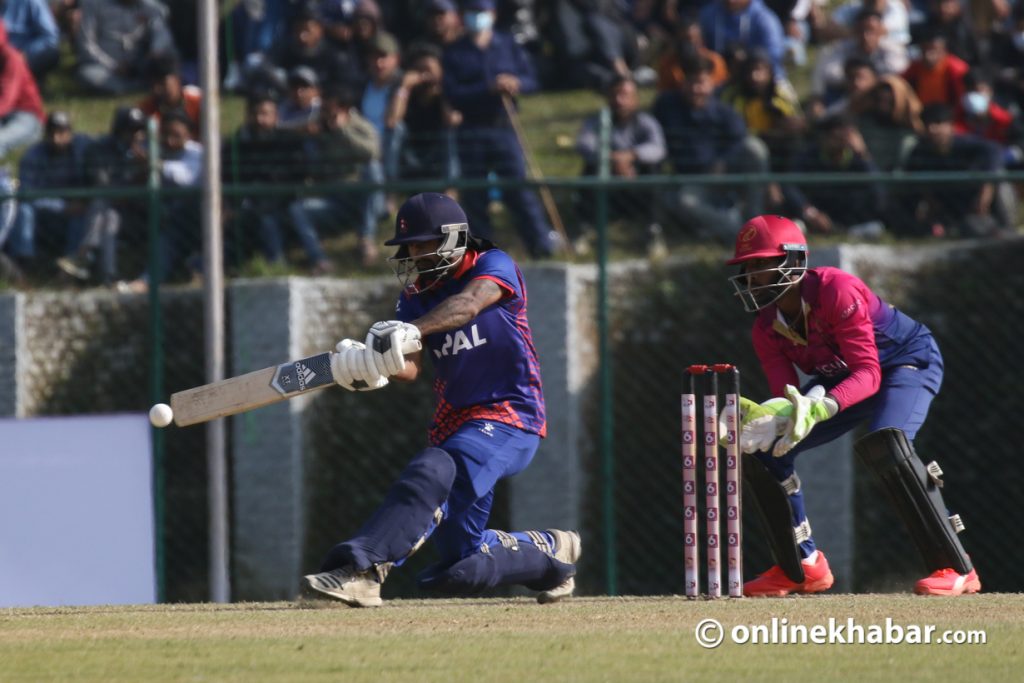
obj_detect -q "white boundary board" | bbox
[0,414,155,607]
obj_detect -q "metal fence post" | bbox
[145,116,166,602]
[200,0,230,604]
[596,106,617,595]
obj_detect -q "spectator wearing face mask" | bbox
[955,68,1023,197]
[442,0,560,257]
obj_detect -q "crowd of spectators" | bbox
[0,0,1022,286]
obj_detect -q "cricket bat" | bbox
[170,351,337,427]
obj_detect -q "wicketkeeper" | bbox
[726,214,980,597]
[303,192,580,606]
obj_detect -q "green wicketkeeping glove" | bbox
[719,396,793,453]
[772,384,838,457]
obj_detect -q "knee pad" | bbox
[416,541,574,596]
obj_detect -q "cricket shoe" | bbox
[303,562,392,607]
[744,551,834,597]
[914,567,981,596]
[537,529,581,604]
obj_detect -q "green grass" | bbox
[1,594,1020,682]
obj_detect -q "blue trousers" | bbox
[433,420,542,563]
[756,351,944,558]
[320,420,555,572]
[457,127,556,257]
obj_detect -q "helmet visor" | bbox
[728,246,807,312]
[387,222,468,292]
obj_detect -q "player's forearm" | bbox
[412,293,480,336]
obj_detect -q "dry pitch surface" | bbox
[2,593,1021,682]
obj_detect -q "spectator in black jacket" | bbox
[223,92,306,268]
[245,4,361,97]
[58,106,149,283]
[653,56,770,242]
[784,114,886,236]
[288,84,380,270]
[388,43,460,182]
[18,111,91,264]
[911,0,979,65]
[902,102,1004,237]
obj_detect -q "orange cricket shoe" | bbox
[744,551,835,597]
[914,567,981,596]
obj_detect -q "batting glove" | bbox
[331,338,389,392]
[772,385,838,457]
[366,320,422,377]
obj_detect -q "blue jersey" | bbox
[396,249,546,445]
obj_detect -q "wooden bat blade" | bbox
[170,351,336,427]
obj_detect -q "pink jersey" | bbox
[752,267,938,410]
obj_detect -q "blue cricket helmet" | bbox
[386,193,494,293]
[386,192,468,246]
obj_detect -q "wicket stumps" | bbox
[682,364,742,598]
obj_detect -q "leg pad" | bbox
[743,454,806,583]
[854,427,972,574]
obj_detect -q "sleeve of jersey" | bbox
[471,250,520,300]
[821,279,882,409]
[752,320,800,398]
[394,289,423,323]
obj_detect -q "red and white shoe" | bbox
[744,551,835,597]
[914,567,981,596]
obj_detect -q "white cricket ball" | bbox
[149,403,174,428]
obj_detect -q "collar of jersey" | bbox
[451,249,481,280]
[415,249,481,291]
[772,299,811,346]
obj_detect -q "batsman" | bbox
[303,193,580,606]
[726,214,980,597]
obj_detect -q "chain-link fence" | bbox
[3,138,1023,600]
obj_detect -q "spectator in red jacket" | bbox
[138,56,202,134]
[955,69,1020,149]
[0,18,43,157]
[902,32,968,111]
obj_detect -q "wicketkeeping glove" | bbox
[366,320,422,377]
[772,384,838,457]
[722,396,794,454]
[330,338,389,392]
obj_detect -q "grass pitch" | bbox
[1,593,1020,682]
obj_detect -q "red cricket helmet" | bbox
[726,215,807,265]
[726,215,808,312]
